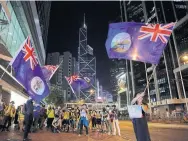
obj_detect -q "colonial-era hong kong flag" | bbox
[9,37,49,103]
[105,22,175,64]
[41,65,58,83]
[65,75,91,94]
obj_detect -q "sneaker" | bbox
[78,134,81,136]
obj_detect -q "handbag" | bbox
[127,105,142,119]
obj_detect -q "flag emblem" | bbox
[31,76,45,95]
[22,37,38,70]
[138,23,175,43]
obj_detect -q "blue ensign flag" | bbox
[105,22,175,64]
[10,37,50,103]
[65,75,91,94]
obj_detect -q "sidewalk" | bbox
[119,120,188,130]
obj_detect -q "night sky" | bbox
[47,1,121,91]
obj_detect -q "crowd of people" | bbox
[0,97,121,141]
[0,92,151,141]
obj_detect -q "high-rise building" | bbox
[110,59,128,103]
[47,51,77,102]
[61,51,73,101]
[78,17,96,102]
[0,1,51,103]
[120,1,188,112]
[35,1,51,52]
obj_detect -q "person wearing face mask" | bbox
[106,105,113,135]
[79,104,88,136]
[131,92,151,141]
[112,105,121,136]
[23,97,34,141]
[1,101,16,132]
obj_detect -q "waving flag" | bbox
[10,37,50,103]
[41,65,58,82]
[105,22,175,64]
[65,75,91,94]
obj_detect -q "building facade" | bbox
[35,1,51,52]
[61,51,73,101]
[47,51,78,102]
[0,1,50,104]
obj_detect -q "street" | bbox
[0,121,188,141]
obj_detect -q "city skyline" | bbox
[47,1,121,91]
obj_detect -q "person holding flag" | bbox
[105,21,175,140]
[23,97,34,141]
[9,36,50,140]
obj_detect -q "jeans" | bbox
[79,117,88,135]
[24,114,33,139]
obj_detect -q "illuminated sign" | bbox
[117,73,127,94]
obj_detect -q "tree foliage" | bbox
[44,87,64,106]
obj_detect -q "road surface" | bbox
[0,121,188,141]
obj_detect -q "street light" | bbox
[89,89,95,95]
[180,52,188,64]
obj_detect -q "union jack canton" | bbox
[22,37,38,70]
[138,23,175,44]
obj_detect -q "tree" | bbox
[44,86,64,107]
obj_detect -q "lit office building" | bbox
[0,1,51,104]
[120,1,188,112]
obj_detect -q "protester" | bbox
[1,101,16,132]
[112,105,121,136]
[79,104,88,136]
[38,105,46,129]
[32,104,41,132]
[91,110,97,130]
[131,93,151,141]
[106,105,113,135]
[52,114,61,133]
[23,97,34,141]
[14,106,21,130]
[96,111,102,131]
[47,105,55,132]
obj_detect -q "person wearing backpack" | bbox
[23,97,34,141]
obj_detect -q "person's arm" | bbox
[131,92,145,105]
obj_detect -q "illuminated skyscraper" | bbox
[78,15,96,102]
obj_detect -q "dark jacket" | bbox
[25,99,34,116]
